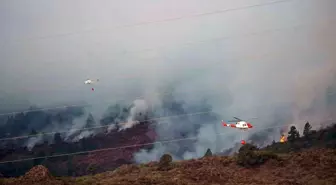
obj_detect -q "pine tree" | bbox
[30,129,38,135]
[85,113,95,128]
[204,148,213,157]
[303,122,312,137]
[67,156,75,176]
[87,164,97,175]
[53,133,62,144]
[287,126,300,142]
[158,154,172,171]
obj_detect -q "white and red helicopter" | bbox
[84,78,99,91]
[221,117,255,145]
[222,117,253,129]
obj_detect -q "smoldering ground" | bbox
[0,0,335,160]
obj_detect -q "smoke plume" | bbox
[0,0,335,160]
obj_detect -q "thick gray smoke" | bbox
[0,0,335,159]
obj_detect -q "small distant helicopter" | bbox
[84,78,99,91]
[221,117,256,145]
[84,79,99,84]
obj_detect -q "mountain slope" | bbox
[2,148,335,185]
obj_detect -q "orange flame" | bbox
[280,135,287,143]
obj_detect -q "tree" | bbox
[53,133,62,145]
[237,144,278,167]
[67,156,75,176]
[287,126,300,142]
[203,148,213,157]
[85,114,95,128]
[236,143,257,166]
[158,153,172,171]
[30,129,38,135]
[87,164,97,175]
[303,122,312,137]
[34,151,46,166]
[272,140,276,145]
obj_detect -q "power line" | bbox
[117,20,322,56]
[3,76,320,141]
[0,52,277,140]
[0,84,215,116]
[0,135,207,164]
[0,122,300,164]
[0,104,90,116]
[4,0,294,44]
[0,110,214,141]
[0,121,333,164]
[0,84,198,116]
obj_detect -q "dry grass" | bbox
[1,148,336,185]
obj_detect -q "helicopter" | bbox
[221,117,253,130]
[221,117,256,145]
[84,79,99,91]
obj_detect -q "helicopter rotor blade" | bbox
[233,117,243,121]
[227,120,238,122]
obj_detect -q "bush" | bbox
[254,151,279,163]
[86,164,98,175]
[238,143,258,153]
[203,148,212,157]
[114,164,139,175]
[158,153,172,171]
[236,144,278,167]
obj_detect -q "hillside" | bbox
[1,147,335,185]
[0,97,220,177]
[0,120,335,178]
[0,121,156,177]
[1,123,335,184]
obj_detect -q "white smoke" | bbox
[107,124,116,132]
[1,0,335,163]
[118,99,149,131]
[26,135,44,150]
[64,113,91,141]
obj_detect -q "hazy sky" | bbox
[0,0,335,130]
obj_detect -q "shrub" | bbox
[236,144,278,167]
[254,151,279,163]
[238,143,258,153]
[113,164,140,176]
[158,153,172,171]
[86,164,97,175]
[203,148,213,157]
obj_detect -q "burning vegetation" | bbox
[280,134,287,143]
